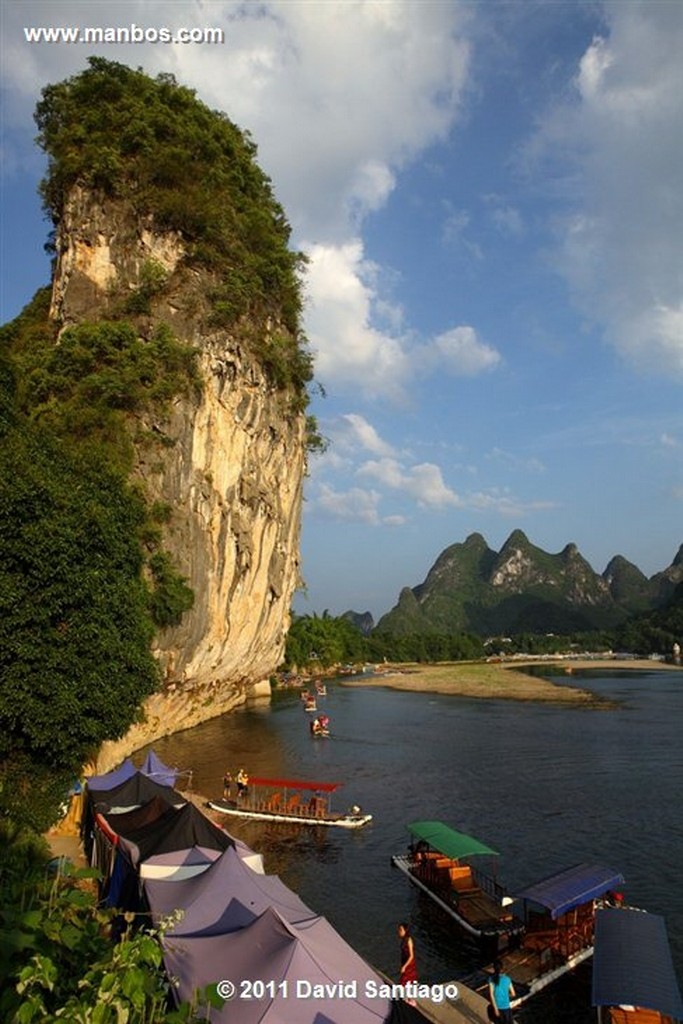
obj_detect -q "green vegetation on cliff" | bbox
[36,56,312,391]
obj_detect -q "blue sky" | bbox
[2,1,682,621]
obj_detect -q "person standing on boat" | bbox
[236,768,249,799]
[223,770,233,799]
[398,923,418,1005]
[488,960,516,1022]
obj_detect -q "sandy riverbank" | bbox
[339,658,682,705]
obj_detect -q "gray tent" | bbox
[162,904,392,1023]
[138,845,222,881]
[145,846,314,933]
[140,837,263,880]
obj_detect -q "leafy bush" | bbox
[0,420,159,793]
[123,258,169,315]
[148,552,195,629]
[0,822,210,1022]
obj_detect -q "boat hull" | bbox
[208,799,372,829]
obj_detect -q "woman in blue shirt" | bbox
[488,960,516,1022]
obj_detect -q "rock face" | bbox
[51,186,306,761]
[376,530,683,636]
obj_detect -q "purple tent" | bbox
[85,758,136,791]
[144,846,314,933]
[140,750,178,789]
[162,905,392,1023]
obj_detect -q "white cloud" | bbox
[660,433,678,448]
[169,0,470,243]
[487,201,524,238]
[441,204,483,259]
[466,489,558,517]
[358,458,462,509]
[427,326,502,377]
[337,414,396,457]
[305,240,502,398]
[304,240,412,400]
[536,3,683,378]
[313,484,383,525]
[486,448,546,473]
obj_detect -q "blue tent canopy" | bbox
[140,750,177,788]
[515,863,624,920]
[86,758,136,791]
[592,907,683,1019]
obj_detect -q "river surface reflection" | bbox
[142,668,683,1023]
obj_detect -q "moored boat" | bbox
[463,862,626,1006]
[208,777,372,829]
[392,820,523,949]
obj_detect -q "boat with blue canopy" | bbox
[392,820,523,949]
[463,862,626,1006]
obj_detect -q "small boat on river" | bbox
[392,820,523,949]
[310,714,330,737]
[463,862,626,1007]
[208,777,372,829]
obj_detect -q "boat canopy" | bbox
[592,907,683,1019]
[515,863,624,920]
[407,821,499,860]
[247,777,340,793]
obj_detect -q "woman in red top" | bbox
[398,922,418,986]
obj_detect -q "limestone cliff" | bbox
[49,184,306,766]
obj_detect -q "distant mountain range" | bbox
[358,531,683,636]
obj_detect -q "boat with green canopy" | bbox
[392,820,523,949]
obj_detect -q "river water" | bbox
[143,668,683,1023]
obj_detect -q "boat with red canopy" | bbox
[207,776,372,829]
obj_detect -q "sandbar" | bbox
[339,658,681,705]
